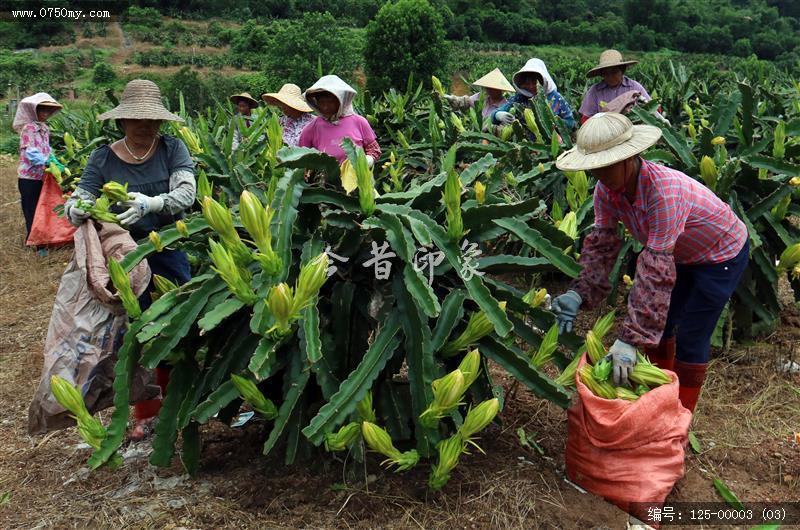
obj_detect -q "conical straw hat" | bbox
[587,50,638,78]
[472,68,515,92]
[97,79,183,122]
[556,113,661,171]
[230,92,259,108]
[261,84,312,113]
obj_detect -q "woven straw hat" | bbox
[587,49,638,78]
[472,68,515,92]
[97,79,183,122]
[556,113,661,171]
[37,100,63,110]
[261,84,313,113]
[230,92,259,108]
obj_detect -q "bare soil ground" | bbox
[0,161,797,529]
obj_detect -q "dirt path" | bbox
[0,161,796,528]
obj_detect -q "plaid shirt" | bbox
[594,159,747,264]
[573,159,748,348]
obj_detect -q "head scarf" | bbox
[13,93,61,133]
[304,75,357,124]
[512,59,557,98]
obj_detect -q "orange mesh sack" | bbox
[565,353,692,521]
[26,172,76,247]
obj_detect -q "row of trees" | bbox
[5,0,800,65]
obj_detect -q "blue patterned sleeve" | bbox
[549,91,577,130]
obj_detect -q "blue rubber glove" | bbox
[551,290,581,334]
[26,147,47,166]
[495,111,514,125]
[607,339,637,386]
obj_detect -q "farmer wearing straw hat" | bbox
[444,68,515,119]
[229,92,259,151]
[13,93,62,249]
[579,50,655,123]
[262,83,315,146]
[551,113,749,412]
[492,58,577,130]
[64,79,196,439]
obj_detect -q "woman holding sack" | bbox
[261,83,315,147]
[64,79,196,440]
[13,93,63,249]
[551,113,749,412]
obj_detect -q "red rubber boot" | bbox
[131,367,171,440]
[644,336,676,371]
[673,360,708,412]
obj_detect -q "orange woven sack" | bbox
[565,353,692,522]
[26,172,76,247]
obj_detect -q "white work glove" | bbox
[117,192,164,227]
[64,201,91,227]
[607,339,638,387]
[495,111,514,125]
[365,155,375,169]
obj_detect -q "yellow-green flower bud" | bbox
[500,125,513,141]
[101,181,129,203]
[585,330,607,365]
[623,274,634,287]
[711,136,726,146]
[356,391,376,423]
[208,238,257,304]
[292,253,329,314]
[458,398,500,440]
[789,176,800,187]
[474,181,486,204]
[230,374,277,418]
[523,108,543,143]
[267,283,294,332]
[361,421,401,459]
[432,369,466,410]
[777,243,800,273]
[431,75,444,95]
[428,434,465,490]
[441,301,507,357]
[175,220,189,238]
[355,149,376,216]
[558,211,578,240]
[149,231,164,252]
[450,113,466,134]
[592,310,616,340]
[197,170,212,202]
[699,155,718,191]
[107,256,142,319]
[50,375,90,420]
[773,121,786,159]
[239,190,274,255]
[458,349,481,389]
[152,274,178,299]
[324,422,361,452]
[529,323,559,368]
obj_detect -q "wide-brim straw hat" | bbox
[587,49,638,78]
[230,92,259,108]
[556,112,661,171]
[472,68,515,92]
[37,100,63,110]
[261,84,312,113]
[97,79,183,122]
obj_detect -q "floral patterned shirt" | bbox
[280,114,315,147]
[17,122,51,180]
